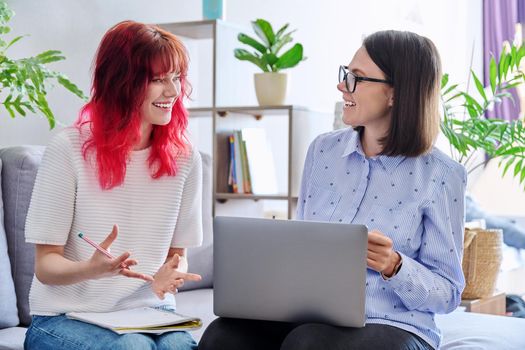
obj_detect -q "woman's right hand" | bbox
[86,225,153,282]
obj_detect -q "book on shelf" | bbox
[216,133,231,193]
[236,130,252,193]
[219,128,278,196]
[66,307,202,335]
[232,131,245,193]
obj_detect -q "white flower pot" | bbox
[254,72,288,106]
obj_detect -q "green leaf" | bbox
[502,157,516,177]
[261,53,278,71]
[520,164,525,184]
[275,23,289,39]
[462,92,483,115]
[442,83,459,96]
[441,73,449,89]
[274,43,303,70]
[234,48,269,72]
[252,19,275,46]
[503,53,512,80]
[489,56,497,94]
[445,92,462,103]
[21,101,36,113]
[237,33,266,54]
[35,50,65,64]
[0,25,11,34]
[35,93,55,129]
[271,32,293,55]
[471,70,487,102]
[4,102,15,118]
[4,35,25,51]
[57,75,87,100]
[514,159,523,177]
[13,102,26,116]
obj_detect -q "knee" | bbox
[281,324,332,350]
[110,334,156,350]
[157,331,197,350]
[199,318,244,350]
[198,318,227,350]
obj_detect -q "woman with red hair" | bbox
[24,20,202,350]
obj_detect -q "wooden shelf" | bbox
[188,105,310,118]
[460,292,506,315]
[215,193,296,200]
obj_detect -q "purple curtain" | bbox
[483,0,520,121]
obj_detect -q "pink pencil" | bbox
[78,232,128,269]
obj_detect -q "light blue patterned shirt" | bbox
[297,128,467,349]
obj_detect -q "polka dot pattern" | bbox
[296,128,467,350]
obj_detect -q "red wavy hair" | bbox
[76,20,190,190]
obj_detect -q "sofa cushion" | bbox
[0,326,26,350]
[0,158,20,329]
[0,146,44,327]
[175,288,215,342]
[180,152,213,291]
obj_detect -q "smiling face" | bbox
[140,71,181,128]
[337,46,394,136]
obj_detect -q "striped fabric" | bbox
[297,128,467,349]
[25,128,203,316]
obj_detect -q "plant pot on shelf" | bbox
[254,72,288,106]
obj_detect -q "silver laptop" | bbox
[213,216,367,327]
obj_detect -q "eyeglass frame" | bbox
[339,65,392,93]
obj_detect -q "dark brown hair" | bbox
[363,30,442,157]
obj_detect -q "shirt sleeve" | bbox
[25,132,77,245]
[171,148,203,248]
[381,163,467,314]
[296,136,318,220]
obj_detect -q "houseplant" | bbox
[440,42,525,188]
[234,18,305,105]
[441,42,525,299]
[0,1,86,129]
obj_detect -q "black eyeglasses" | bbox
[339,65,392,93]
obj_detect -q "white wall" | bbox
[0,0,482,147]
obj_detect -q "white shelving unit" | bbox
[159,21,332,219]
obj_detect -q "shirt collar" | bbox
[341,129,406,174]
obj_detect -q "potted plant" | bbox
[440,42,525,188]
[440,43,525,299]
[234,18,305,106]
[0,1,86,129]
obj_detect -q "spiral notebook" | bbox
[66,307,202,335]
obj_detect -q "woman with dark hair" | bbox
[24,21,202,350]
[199,30,466,350]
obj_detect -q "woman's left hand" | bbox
[367,230,401,277]
[151,254,202,299]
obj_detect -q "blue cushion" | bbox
[466,194,525,249]
[0,158,20,328]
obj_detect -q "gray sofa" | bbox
[1,145,525,350]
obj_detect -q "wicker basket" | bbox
[461,228,503,300]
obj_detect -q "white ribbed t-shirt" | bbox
[25,128,203,315]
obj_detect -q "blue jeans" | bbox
[24,315,198,350]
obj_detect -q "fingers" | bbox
[120,269,154,282]
[178,272,202,282]
[169,254,180,268]
[368,230,392,247]
[152,278,185,300]
[122,258,138,268]
[114,251,132,269]
[99,224,119,249]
